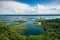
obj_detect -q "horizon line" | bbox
[0,14,60,16]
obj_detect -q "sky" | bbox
[0,0,60,15]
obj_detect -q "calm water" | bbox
[16,18,44,35]
[0,16,44,35]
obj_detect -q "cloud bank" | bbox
[0,1,60,15]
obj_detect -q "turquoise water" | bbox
[0,16,44,35]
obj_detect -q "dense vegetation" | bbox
[0,21,27,40]
[41,18,60,40]
[0,18,60,40]
[35,18,60,40]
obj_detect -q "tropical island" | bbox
[0,17,60,40]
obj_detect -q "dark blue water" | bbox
[0,16,44,35]
[20,20,44,35]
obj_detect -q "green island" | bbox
[14,20,27,24]
[0,18,60,40]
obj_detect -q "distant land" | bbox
[0,14,60,16]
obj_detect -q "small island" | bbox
[14,20,27,24]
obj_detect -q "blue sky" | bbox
[0,0,60,15]
[15,0,55,5]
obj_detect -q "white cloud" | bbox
[0,1,60,15]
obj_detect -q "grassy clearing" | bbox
[10,26,27,32]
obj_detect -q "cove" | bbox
[0,16,45,35]
[17,19,44,36]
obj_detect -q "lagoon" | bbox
[0,16,44,35]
